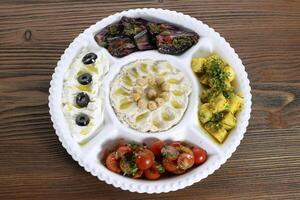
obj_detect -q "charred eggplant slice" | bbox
[107,35,137,57]
[94,22,123,47]
[146,22,178,36]
[121,17,147,37]
[156,30,199,55]
[94,16,199,57]
[134,30,156,50]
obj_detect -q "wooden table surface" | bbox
[0,0,299,199]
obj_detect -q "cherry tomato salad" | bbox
[104,140,208,180]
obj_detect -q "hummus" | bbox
[110,59,191,132]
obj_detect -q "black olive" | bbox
[82,52,97,64]
[77,73,92,85]
[75,113,90,126]
[76,92,90,107]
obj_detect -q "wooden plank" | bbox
[0,0,299,199]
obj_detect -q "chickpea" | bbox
[155,97,165,107]
[148,101,158,111]
[147,88,157,100]
[155,77,164,85]
[161,82,170,91]
[160,92,170,101]
[137,99,148,109]
[148,77,156,86]
[132,92,141,102]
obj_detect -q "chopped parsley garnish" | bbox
[206,58,229,92]
[161,146,179,160]
[223,90,233,98]
[211,112,224,123]
[128,142,140,150]
[209,112,226,129]
[121,153,138,176]
[155,163,165,174]
[173,37,192,49]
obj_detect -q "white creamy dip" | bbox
[62,49,109,144]
[110,59,191,132]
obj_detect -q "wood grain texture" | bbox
[0,0,299,199]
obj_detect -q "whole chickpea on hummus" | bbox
[110,59,191,132]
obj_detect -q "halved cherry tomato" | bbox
[117,141,128,148]
[144,166,160,180]
[179,145,193,155]
[106,152,121,173]
[177,153,194,170]
[170,141,181,148]
[152,161,165,174]
[192,147,207,165]
[162,158,186,174]
[133,170,143,179]
[149,140,164,156]
[161,145,179,161]
[116,145,132,159]
[172,168,186,175]
[136,149,154,170]
[162,158,178,172]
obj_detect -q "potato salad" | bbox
[192,55,243,143]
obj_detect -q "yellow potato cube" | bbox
[191,58,206,73]
[200,74,209,85]
[223,65,235,82]
[211,126,228,143]
[212,94,229,113]
[201,88,212,103]
[204,123,228,143]
[221,112,237,130]
[199,103,213,123]
[229,94,243,114]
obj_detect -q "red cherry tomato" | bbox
[192,147,207,165]
[149,140,164,156]
[177,153,194,170]
[162,158,186,174]
[117,141,128,148]
[170,141,181,148]
[116,145,132,158]
[162,158,178,172]
[144,166,161,180]
[161,145,179,161]
[153,161,165,174]
[133,170,143,179]
[136,149,154,170]
[172,168,186,175]
[106,152,121,173]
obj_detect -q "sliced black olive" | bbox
[75,113,90,126]
[82,52,97,64]
[76,92,90,107]
[77,73,92,85]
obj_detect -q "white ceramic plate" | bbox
[49,8,252,193]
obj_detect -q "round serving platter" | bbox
[49,8,252,193]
